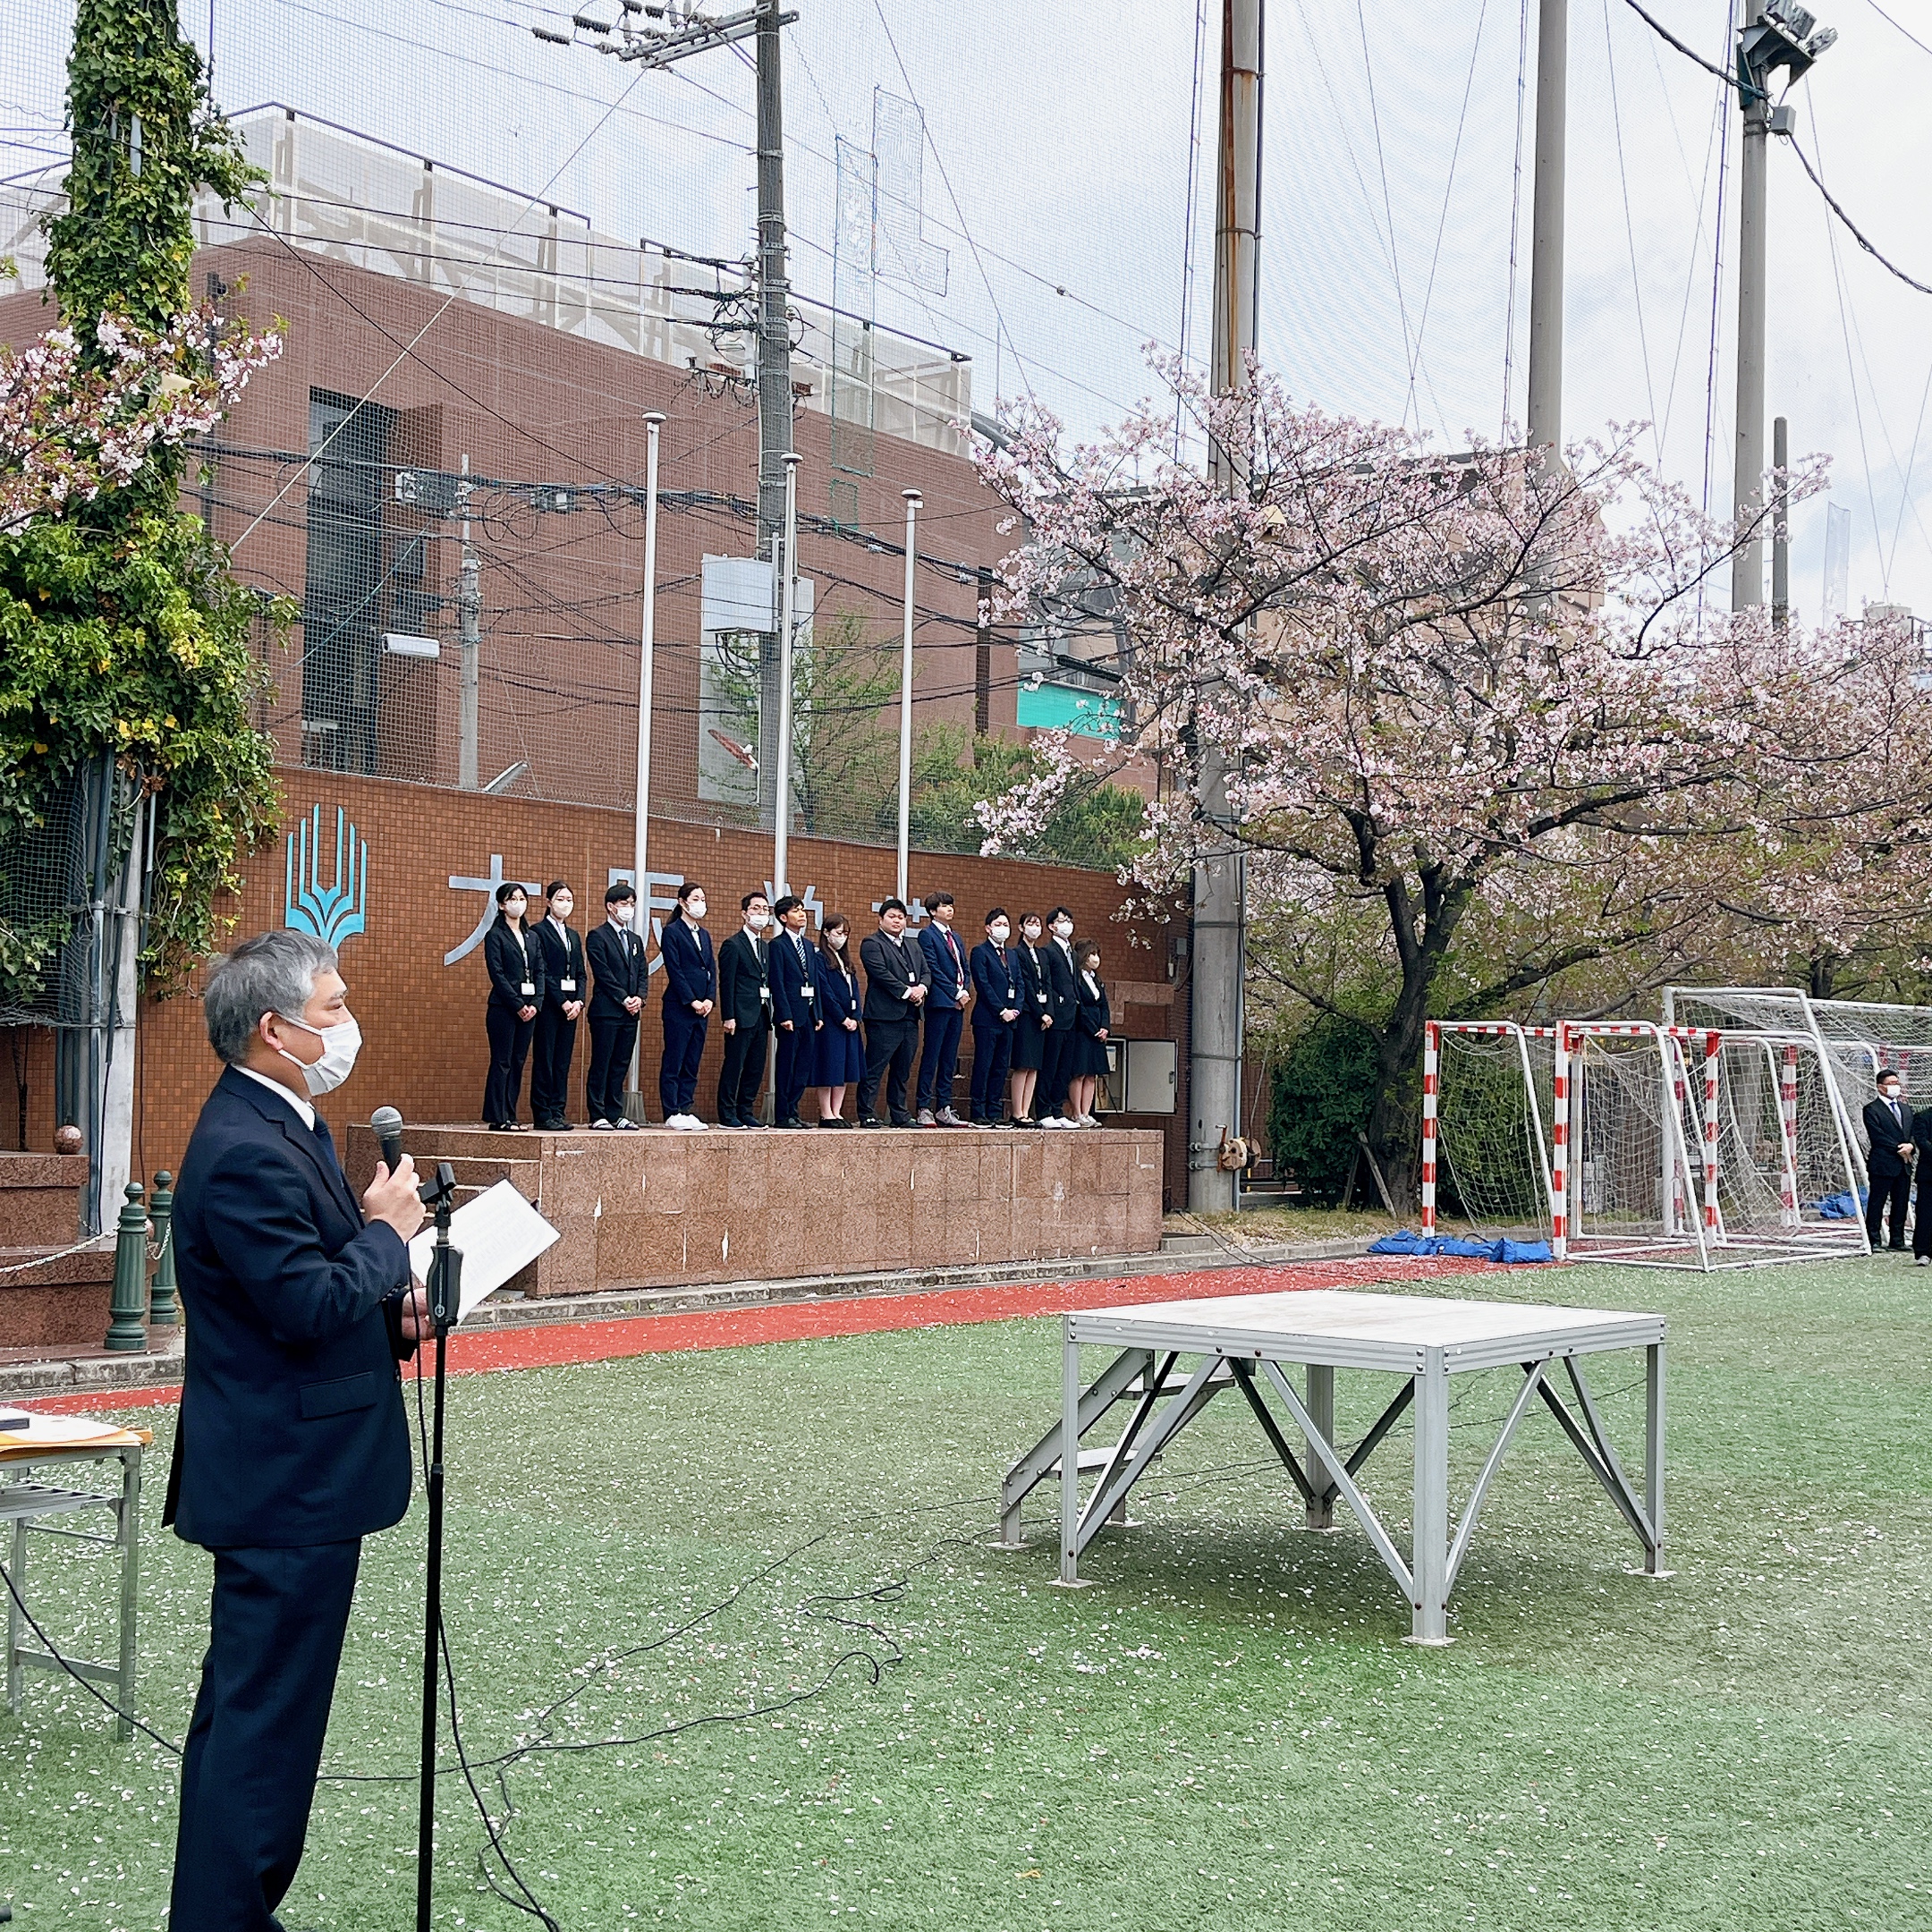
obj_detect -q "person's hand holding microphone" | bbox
[369,1108,432,1338]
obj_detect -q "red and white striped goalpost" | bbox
[1420,1021,1440,1235]
[1551,1022,1570,1262]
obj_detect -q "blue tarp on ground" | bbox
[1368,1229,1555,1264]
[1814,1188,1868,1219]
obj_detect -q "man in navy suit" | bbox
[586,881,648,1129]
[768,893,821,1128]
[716,890,775,1126]
[657,878,716,1129]
[915,890,972,1125]
[165,928,429,1930]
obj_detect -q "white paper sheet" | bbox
[407,1180,560,1321]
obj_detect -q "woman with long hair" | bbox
[1009,911,1050,1125]
[811,913,865,1124]
[482,879,544,1129]
[1065,938,1112,1128]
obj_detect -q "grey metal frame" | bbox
[996,1292,1667,1644]
[4,1443,143,1740]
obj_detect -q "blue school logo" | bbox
[284,804,369,951]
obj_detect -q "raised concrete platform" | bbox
[0,1151,114,1351]
[344,1123,1166,1298]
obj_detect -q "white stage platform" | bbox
[996,1289,1668,1643]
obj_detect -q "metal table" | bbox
[3,1432,146,1738]
[996,1289,1667,1643]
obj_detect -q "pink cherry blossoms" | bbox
[0,305,280,535]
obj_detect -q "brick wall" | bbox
[1,768,1184,1207]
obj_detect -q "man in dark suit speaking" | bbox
[1861,1069,1916,1253]
[165,929,429,1929]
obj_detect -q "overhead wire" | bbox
[1501,0,1531,437]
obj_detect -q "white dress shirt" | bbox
[235,1063,317,1131]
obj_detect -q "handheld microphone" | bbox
[371,1105,405,1175]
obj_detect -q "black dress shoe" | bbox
[778,1116,807,1130]
[859,1114,885,1129]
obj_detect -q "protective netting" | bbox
[1430,1025,1555,1239]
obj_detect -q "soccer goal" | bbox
[1425,1017,1868,1269]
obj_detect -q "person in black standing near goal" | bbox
[1862,1069,1915,1252]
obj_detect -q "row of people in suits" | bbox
[479,878,1114,1131]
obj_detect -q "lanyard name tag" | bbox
[1036,990,1048,1004]
[521,981,536,996]
[759,984,771,1002]
[561,978,577,992]
[802,983,815,999]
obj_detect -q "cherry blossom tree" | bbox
[974,359,1929,1197]
[0,304,279,537]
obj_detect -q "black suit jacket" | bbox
[718,928,773,1030]
[532,918,586,1011]
[165,1067,414,1548]
[483,917,544,1012]
[587,919,648,1018]
[1864,1095,1916,1177]
[860,929,931,1023]
[659,915,717,1010]
[1043,937,1080,1030]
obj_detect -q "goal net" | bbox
[1665,986,1932,1188]
[1422,1022,1555,1241]
[1427,1016,1867,1269]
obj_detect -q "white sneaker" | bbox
[1079,1113,1099,1128]
[1039,1115,1066,1130]
[670,1113,706,1131]
[590,1118,614,1131]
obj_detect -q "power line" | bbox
[1783,131,1932,300]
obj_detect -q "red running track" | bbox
[20,1254,1494,1415]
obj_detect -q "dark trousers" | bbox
[1915,1176,1932,1258]
[860,1017,919,1123]
[658,1004,708,1119]
[718,1021,770,1124]
[586,1012,638,1123]
[1038,1020,1073,1117]
[530,1005,579,1123]
[970,1021,1013,1120]
[483,1002,535,1123]
[1867,1165,1912,1249]
[917,1004,964,1114]
[170,1538,362,1932]
[775,1023,814,1123]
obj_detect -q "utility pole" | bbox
[1525,0,1566,465]
[1732,2,1835,611]
[457,453,479,791]
[754,0,795,832]
[895,489,921,907]
[1190,0,1261,1216]
[535,2,797,818]
[1733,7,1770,613]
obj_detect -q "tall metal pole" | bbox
[457,453,479,791]
[1772,413,1790,629]
[1733,4,1769,612]
[754,0,795,830]
[628,411,666,1106]
[1190,0,1260,1216]
[773,452,801,897]
[1525,0,1567,464]
[895,488,921,907]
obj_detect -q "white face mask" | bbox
[503,899,528,923]
[1053,919,1073,939]
[550,900,573,922]
[610,903,635,925]
[748,910,771,931]
[274,1013,362,1097]
[686,898,707,920]
[828,931,847,950]
[1022,925,1041,943]
[989,923,1011,944]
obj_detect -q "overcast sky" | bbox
[9,0,1930,618]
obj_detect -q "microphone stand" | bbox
[416,1161,460,1932]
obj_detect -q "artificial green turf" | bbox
[2,1257,1929,1929]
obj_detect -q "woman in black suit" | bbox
[1008,912,1050,1125]
[1065,938,1112,1128]
[811,914,865,1125]
[482,880,544,1130]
